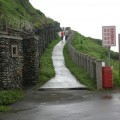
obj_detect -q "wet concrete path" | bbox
[40,40,86,89]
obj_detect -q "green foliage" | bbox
[0,0,54,28]
[72,32,103,59]
[0,90,23,105]
[0,0,44,19]
[0,90,24,112]
[0,106,12,112]
[72,31,120,88]
[88,37,102,45]
[39,36,60,86]
[63,45,96,90]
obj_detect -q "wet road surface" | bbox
[1,89,120,120]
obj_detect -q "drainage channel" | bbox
[38,87,89,91]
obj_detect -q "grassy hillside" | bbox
[72,32,120,88]
[0,0,54,28]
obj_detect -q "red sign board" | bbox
[102,26,116,46]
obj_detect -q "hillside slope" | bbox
[0,0,54,28]
[72,32,120,88]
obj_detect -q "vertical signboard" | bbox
[102,26,116,46]
[102,26,116,66]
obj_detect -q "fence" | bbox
[67,31,103,89]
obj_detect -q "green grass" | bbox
[0,106,12,112]
[63,44,96,90]
[72,32,120,88]
[39,36,60,86]
[0,0,44,19]
[0,90,24,112]
[0,0,54,28]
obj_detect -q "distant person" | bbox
[61,31,64,41]
[64,30,69,41]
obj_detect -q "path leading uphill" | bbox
[40,40,86,89]
[1,40,120,120]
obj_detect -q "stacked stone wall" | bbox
[23,36,39,86]
[0,23,59,89]
[0,36,23,89]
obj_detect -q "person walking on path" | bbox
[64,30,69,41]
[60,31,64,42]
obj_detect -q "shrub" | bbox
[0,90,23,105]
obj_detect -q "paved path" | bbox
[41,40,86,89]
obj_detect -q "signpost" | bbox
[102,26,116,66]
[119,34,120,77]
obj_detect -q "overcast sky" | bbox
[29,0,120,52]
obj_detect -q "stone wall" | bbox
[0,24,59,89]
[35,26,56,54]
[23,36,39,86]
[0,35,23,89]
[22,26,56,86]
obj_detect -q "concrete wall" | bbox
[67,31,103,89]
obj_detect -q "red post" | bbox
[102,66,113,88]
